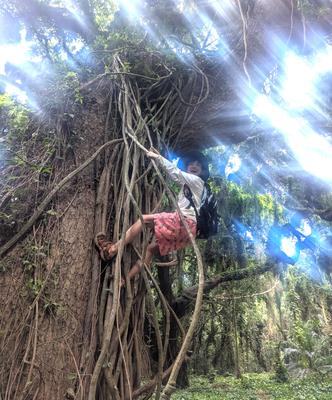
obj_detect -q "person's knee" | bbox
[142,214,154,225]
[147,242,159,255]
[147,243,154,253]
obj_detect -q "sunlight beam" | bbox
[253,94,332,184]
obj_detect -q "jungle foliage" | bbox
[0,1,331,400]
[172,373,332,400]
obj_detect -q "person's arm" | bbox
[147,150,202,187]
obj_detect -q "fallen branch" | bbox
[171,262,275,316]
[132,365,173,400]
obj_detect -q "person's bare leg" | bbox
[106,214,155,258]
[124,242,159,284]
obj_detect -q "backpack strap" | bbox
[183,184,199,220]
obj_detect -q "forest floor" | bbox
[172,373,332,400]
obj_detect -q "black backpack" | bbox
[184,183,220,239]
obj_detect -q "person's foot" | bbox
[95,232,117,261]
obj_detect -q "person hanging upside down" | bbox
[95,148,209,285]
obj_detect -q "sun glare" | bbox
[0,29,31,75]
[252,43,332,186]
[280,52,315,110]
[253,92,332,184]
[5,83,28,103]
[118,0,141,18]
[313,44,332,74]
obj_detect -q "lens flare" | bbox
[281,235,298,258]
[167,150,184,170]
[297,219,312,237]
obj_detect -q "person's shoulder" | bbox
[187,173,204,186]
